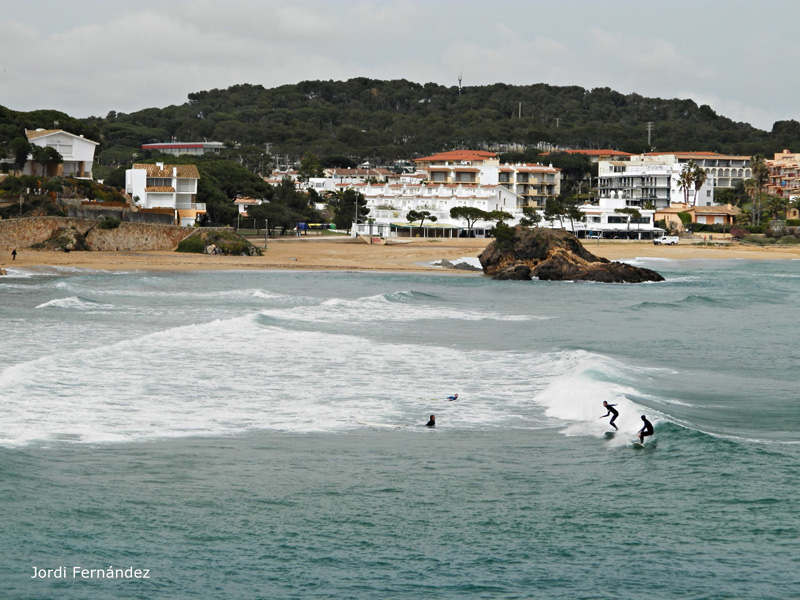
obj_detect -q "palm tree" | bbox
[678,161,695,205]
[691,164,708,206]
[750,154,768,226]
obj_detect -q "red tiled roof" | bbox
[144,186,176,192]
[644,151,751,159]
[132,163,200,178]
[415,150,497,163]
[560,149,633,157]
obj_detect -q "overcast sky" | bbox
[1,0,797,131]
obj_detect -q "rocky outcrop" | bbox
[436,259,482,272]
[479,227,664,283]
[31,226,91,252]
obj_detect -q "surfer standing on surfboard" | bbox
[600,401,619,430]
[638,415,654,444]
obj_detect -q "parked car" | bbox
[653,236,679,245]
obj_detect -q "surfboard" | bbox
[605,431,616,438]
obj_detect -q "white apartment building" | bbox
[597,161,715,208]
[414,150,560,208]
[351,181,520,238]
[125,163,204,227]
[637,152,751,189]
[24,129,99,179]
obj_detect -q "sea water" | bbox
[1,259,798,599]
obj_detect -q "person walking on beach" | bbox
[638,415,654,444]
[600,401,619,430]
[11,249,16,260]
[425,415,435,427]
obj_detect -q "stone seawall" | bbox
[0,217,192,251]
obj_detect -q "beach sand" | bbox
[3,236,800,274]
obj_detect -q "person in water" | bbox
[447,394,458,401]
[638,415,654,444]
[426,415,435,427]
[600,401,619,430]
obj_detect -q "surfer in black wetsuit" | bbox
[447,394,458,401]
[638,415,654,444]
[600,401,619,430]
[425,415,435,427]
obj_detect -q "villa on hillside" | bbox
[125,163,204,227]
[21,129,99,179]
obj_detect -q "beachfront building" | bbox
[498,164,561,207]
[324,167,393,184]
[574,194,661,240]
[414,150,561,208]
[141,141,225,156]
[351,181,520,238]
[766,150,800,202]
[655,204,741,233]
[125,163,204,227]
[414,150,501,186]
[638,152,751,190]
[549,149,634,164]
[597,160,716,208]
[22,129,99,179]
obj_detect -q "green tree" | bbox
[691,163,708,205]
[9,137,31,176]
[750,154,768,226]
[325,188,367,230]
[678,161,695,205]
[544,197,565,228]
[407,209,437,228]
[519,205,542,228]
[449,206,488,234]
[31,146,63,177]
[297,151,323,184]
[614,207,642,232]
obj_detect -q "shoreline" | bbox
[2,237,800,274]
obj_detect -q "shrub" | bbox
[730,227,748,240]
[97,216,121,230]
[492,222,517,252]
[176,235,205,253]
[777,235,800,245]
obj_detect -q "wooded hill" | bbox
[4,79,800,168]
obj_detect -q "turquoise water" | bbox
[1,259,799,599]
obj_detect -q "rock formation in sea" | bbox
[478,227,665,283]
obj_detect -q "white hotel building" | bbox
[351,150,560,237]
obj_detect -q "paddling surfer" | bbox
[600,401,619,430]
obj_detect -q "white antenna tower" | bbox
[458,71,463,96]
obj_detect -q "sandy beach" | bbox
[3,237,800,273]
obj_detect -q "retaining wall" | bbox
[0,217,192,251]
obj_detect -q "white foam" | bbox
[0,316,607,446]
[35,296,118,311]
[259,291,549,323]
